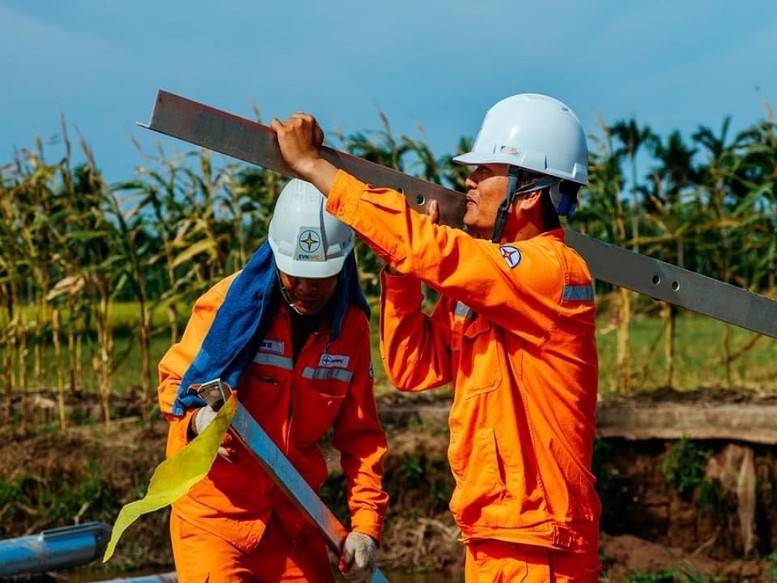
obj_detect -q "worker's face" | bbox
[463,164,510,238]
[278,271,339,316]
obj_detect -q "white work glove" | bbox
[190,406,235,461]
[339,531,378,582]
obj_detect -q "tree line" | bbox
[1,105,775,429]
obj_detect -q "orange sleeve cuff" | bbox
[326,170,368,226]
[350,511,384,543]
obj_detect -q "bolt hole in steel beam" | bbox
[652,274,680,293]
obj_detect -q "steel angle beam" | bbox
[141,90,777,339]
[140,90,466,228]
[564,230,777,338]
[198,381,390,583]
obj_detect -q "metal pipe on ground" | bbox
[0,523,111,577]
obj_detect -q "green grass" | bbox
[597,310,776,395]
[3,298,776,399]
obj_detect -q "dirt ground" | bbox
[1,389,777,582]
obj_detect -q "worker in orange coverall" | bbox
[158,179,388,583]
[271,93,601,582]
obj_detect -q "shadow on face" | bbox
[278,271,339,316]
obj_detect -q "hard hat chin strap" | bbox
[277,270,305,315]
[491,170,560,242]
[276,268,344,316]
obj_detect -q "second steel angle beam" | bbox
[140,90,777,339]
[197,381,390,583]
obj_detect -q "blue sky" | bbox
[2,0,777,185]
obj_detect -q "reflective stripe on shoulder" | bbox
[302,366,353,383]
[252,352,294,370]
[562,285,594,301]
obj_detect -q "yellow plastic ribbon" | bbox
[103,395,237,561]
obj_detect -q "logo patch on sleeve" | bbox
[500,245,522,268]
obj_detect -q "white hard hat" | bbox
[268,179,355,278]
[453,93,588,185]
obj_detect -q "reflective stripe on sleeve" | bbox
[562,285,594,301]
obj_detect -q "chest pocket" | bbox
[292,366,350,448]
[451,314,503,398]
[243,353,291,411]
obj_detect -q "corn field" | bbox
[1,107,775,431]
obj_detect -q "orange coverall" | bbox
[326,171,601,577]
[158,272,388,581]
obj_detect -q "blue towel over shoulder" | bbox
[172,242,369,416]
